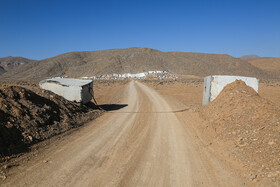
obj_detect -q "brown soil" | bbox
[197,80,280,183]
[0,81,247,186]
[259,83,280,106]
[0,85,102,158]
[93,80,130,105]
[144,79,280,185]
[141,79,203,108]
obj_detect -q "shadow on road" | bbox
[99,104,128,111]
[86,102,189,113]
[108,108,190,113]
[86,102,128,111]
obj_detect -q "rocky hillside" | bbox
[248,58,280,77]
[0,56,35,75]
[0,48,277,80]
[0,66,6,75]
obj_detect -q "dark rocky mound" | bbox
[0,86,102,157]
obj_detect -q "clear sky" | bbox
[0,0,279,60]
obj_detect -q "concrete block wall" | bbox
[202,75,259,105]
[40,78,93,104]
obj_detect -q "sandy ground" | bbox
[1,80,249,187]
[1,80,279,186]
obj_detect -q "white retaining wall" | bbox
[202,75,259,105]
[39,78,93,104]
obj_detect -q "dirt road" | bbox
[2,81,246,186]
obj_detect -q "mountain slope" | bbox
[248,58,280,76]
[0,66,6,75]
[1,48,276,80]
[0,56,35,75]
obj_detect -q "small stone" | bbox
[3,165,9,169]
[267,173,272,177]
[0,175,6,180]
[267,171,278,178]
[248,174,257,181]
[43,160,48,163]
[28,136,33,142]
[268,140,275,145]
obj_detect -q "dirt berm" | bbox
[197,80,280,183]
[0,85,102,158]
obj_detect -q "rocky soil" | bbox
[0,85,102,158]
[197,80,280,183]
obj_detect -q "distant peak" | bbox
[123,47,162,53]
[240,55,261,61]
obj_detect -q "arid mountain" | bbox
[1,48,277,80]
[0,56,35,75]
[239,54,261,61]
[248,58,280,76]
[240,54,280,77]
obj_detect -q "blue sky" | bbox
[0,0,279,60]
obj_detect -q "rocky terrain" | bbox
[239,55,280,78]
[0,57,35,75]
[0,47,277,80]
[197,80,280,183]
[249,58,280,77]
[0,84,102,158]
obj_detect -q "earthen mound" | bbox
[0,86,101,157]
[198,80,280,182]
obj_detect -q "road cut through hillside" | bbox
[2,80,246,186]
